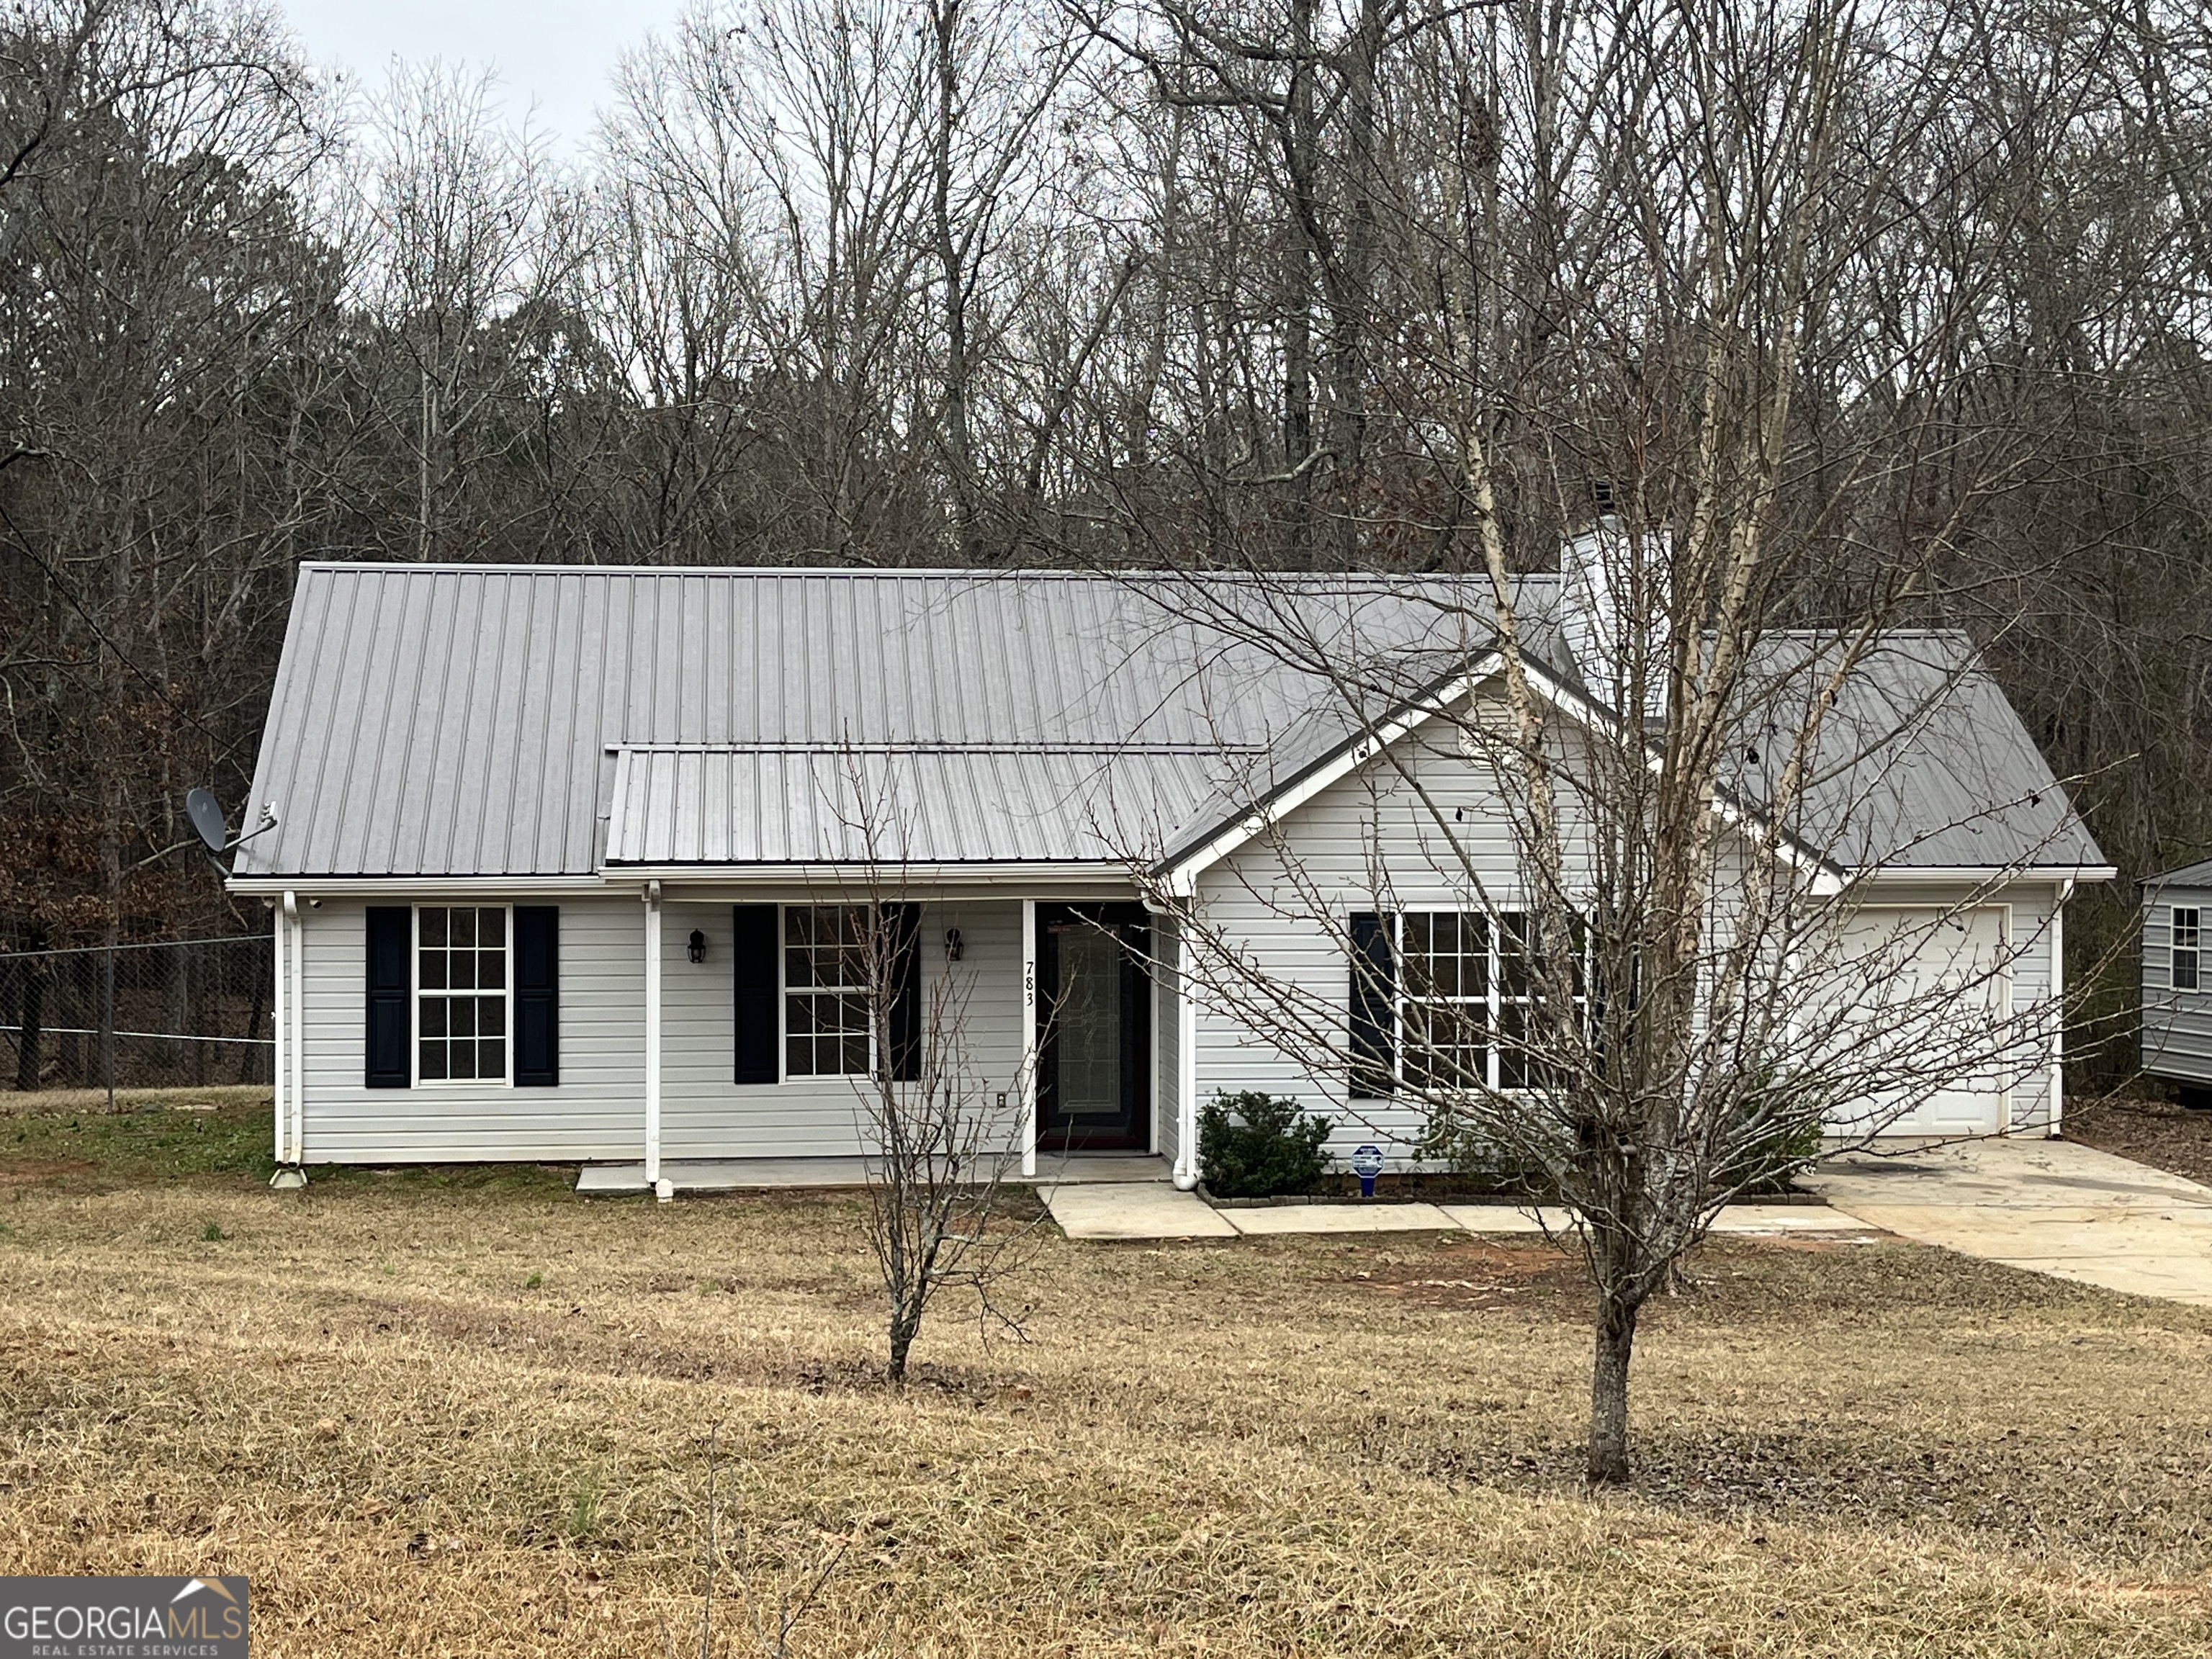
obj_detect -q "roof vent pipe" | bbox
[1560,493,1671,724]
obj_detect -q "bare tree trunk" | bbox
[930,0,980,563]
[1586,1286,1641,1485]
[1282,0,1318,568]
[887,1304,922,1383]
[1326,0,1382,563]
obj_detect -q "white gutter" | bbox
[1856,865,2118,888]
[227,866,1143,898]
[228,874,615,897]
[1020,900,1038,1179]
[644,881,663,1192]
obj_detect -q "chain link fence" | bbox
[0,935,274,1093]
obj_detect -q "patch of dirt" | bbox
[0,1158,101,1186]
[2067,1095,2212,1188]
[1403,1419,2212,1563]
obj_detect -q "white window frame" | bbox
[779,902,877,1081]
[411,902,514,1088]
[1394,908,1587,1093]
[2174,906,2201,993]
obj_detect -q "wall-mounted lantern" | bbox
[945,927,963,962]
[687,928,707,964]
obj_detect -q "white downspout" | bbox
[1020,899,1038,1179]
[1174,922,1199,1191]
[271,899,287,1164]
[644,881,663,1192]
[2049,878,2072,1138]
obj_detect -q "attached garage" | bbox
[1820,904,2015,1138]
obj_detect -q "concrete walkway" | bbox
[1809,1136,2212,1307]
[1040,1185,1876,1243]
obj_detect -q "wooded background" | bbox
[1,0,2205,1088]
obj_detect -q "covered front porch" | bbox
[620,881,1192,1191]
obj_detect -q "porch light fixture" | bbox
[945,927,963,962]
[687,928,706,963]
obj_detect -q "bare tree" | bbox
[819,760,1038,1384]
[1101,0,2118,1485]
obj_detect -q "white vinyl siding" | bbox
[1192,714,1539,1166]
[297,896,644,1162]
[2143,891,2212,1087]
[1188,702,2069,1157]
[658,897,1028,1161]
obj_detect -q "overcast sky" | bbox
[280,0,691,152]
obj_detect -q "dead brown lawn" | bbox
[2067,1095,2212,1189]
[2,1100,2211,1655]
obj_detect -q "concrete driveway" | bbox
[1809,1136,2212,1307]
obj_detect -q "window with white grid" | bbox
[1400,912,1490,1089]
[2175,907,2200,992]
[416,905,508,1083]
[783,905,873,1077]
[1398,910,1584,1091]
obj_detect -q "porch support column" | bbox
[289,892,304,1163]
[644,881,663,1189]
[1174,920,1199,1191]
[271,897,287,1163]
[1020,899,1038,1178]
[2048,878,2071,1138]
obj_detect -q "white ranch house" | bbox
[230,561,2110,1190]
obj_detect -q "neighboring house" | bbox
[229,559,2112,1188]
[2141,860,2212,1105]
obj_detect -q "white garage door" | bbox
[1820,905,2013,1138]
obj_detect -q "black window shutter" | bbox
[1349,910,1395,1098]
[365,906,411,1088]
[514,906,559,1087]
[732,904,779,1084]
[884,902,923,1082]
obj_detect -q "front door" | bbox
[1037,904,1150,1152]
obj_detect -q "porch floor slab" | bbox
[576,1154,1172,1195]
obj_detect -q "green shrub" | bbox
[1198,1092,1334,1197]
[1716,1070,1822,1203]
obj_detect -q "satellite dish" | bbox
[185,788,229,854]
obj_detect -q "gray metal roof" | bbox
[2144,859,2212,890]
[236,563,2103,881]
[1735,631,2108,871]
[603,744,1220,865]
